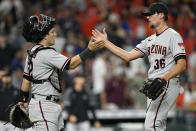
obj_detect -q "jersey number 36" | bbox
[154,59,165,69]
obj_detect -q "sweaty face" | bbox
[147,13,162,28]
[46,28,57,45]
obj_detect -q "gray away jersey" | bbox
[23,45,70,96]
[135,28,186,79]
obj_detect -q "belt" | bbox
[32,94,60,103]
[32,79,47,84]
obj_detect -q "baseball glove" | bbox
[9,104,33,129]
[139,78,167,100]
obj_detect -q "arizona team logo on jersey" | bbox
[147,44,167,56]
[178,43,185,50]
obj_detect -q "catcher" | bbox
[10,14,104,131]
[92,2,186,131]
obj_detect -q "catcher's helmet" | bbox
[22,14,56,43]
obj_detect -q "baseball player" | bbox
[92,2,186,131]
[18,14,104,131]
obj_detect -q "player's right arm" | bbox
[92,28,143,62]
[104,40,143,62]
[47,38,104,70]
[67,38,105,69]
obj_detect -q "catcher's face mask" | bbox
[22,13,56,43]
[29,14,55,31]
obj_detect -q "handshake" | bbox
[88,28,108,51]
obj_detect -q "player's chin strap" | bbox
[24,45,62,93]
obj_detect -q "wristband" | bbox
[18,90,29,102]
[79,48,93,61]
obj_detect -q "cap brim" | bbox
[141,11,154,16]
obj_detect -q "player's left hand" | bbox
[18,102,28,109]
[139,78,167,100]
[88,37,105,51]
[9,104,33,129]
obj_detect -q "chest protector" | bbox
[26,45,62,93]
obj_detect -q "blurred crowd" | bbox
[0,0,196,125]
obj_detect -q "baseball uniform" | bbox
[23,44,70,131]
[135,28,186,131]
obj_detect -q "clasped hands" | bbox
[88,28,107,51]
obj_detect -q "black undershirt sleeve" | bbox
[64,59,71,70]
[175,55,186,64]
[23,74,31,81]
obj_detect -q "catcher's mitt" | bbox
[139,78,167,100]
[9,104,33,129]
